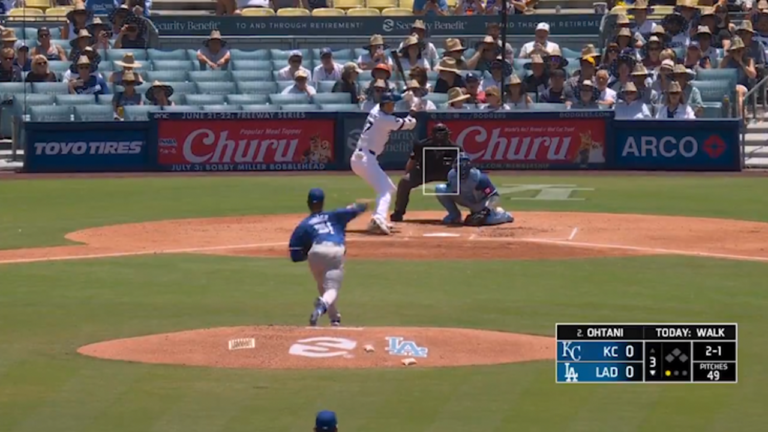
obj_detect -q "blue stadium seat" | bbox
[424,93,448,105]
[97,94,114,105]
[97,61,114,72]
[47,61,72,74]
[123,105,158,121]
[205,104,234,111]
[271,60,290,71]
[691,80,734,103]
[311,48,352,61]
[236,81,278,94]
[316,81,337,93]
[146,70,188,82]
[164,105,201,112]
[186,49,198,61]
[195,81,237,95]
[232,60,273,71]
[0,83,30,101]
[147,49,188,61]
[226,94,269,105]
[12,94,54,115]
[169,94,186,105]
[189,70,232,82]
[75,104,116,121]
[276,81,294,91]
[312,93,352,105]
[269,93,310,105]
[513,58,531,71]
[230,49,271,60]
[701,102,723,118]
[280,104,319,111]
[270,49,310,60]
[320,103,361,111]
[55,94,97,105]
[231,70,272,82]
[16,27,58,39]
[152,60,196,72]
[29,105,73,122]
[240,104,279,111]
[32,82,69,95]
[695,69,738,85]
[185,94,226,105]
[163,81,197,95]
[531,102,568,110]
[561,47,581,58]
[107,49,148,61]
[353,48,368,58]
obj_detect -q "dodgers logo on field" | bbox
[385,337,428,358]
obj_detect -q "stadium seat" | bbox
[276,81,294,92]
[312,7,346,15]
[316,81,337,93]
[353,48,369,58]
[75,105,116,121]
[227,94,270,105]
[281,104,319,110]
[97,94,114,105]
[152,60,196,72]
[561,47,581,58]
[241,7,276,16]
[276,7,311,16]
[24,0,52,10]
[424,93,448,105]
[189,70,232,82]
[695,69,738,84]
[98,61,114,72]
[45,7,72,19]
[231,70,272,81]
[532,102,568,110]
[195,81,237,95]
[12,94,54,118]
[32,82,69,95]
[271,60,291,71]
[334,0,365,8]
[236,81,278,94]
[701,102,723,118]
[313,93,353,105]
[169,94,186,105]
[56,94,97,106]
[269,93,310,105]
[240,104,279,111]
[691,80,734,103]
[368,0,397,8]
[230,49,271,60]
[107,50,148,62]
[147,49,188,61]
[0,83,30,101]
[164,105,200,112]
[399,0,414,9]
[445,0,457,7]
[321,103,361,111]
[381,7,412,15]
[146,70,188,82]
[270,49,310,60]
[232,60,273,71]
[185,94,226,105]
[513,59,531,70]
[205,104,234,111]
[29,105,73,121]
[8,8,45,20]
[123,105,158,121]
[347,7,380,15]
[163,81,197,96]
[185,49,198,61]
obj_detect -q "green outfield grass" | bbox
[0,175,767,432]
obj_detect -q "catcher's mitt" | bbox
[464,208,491,226]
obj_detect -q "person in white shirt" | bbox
[397,21,438,63]
[358,34,394,71]
[629,0,656,43]
[595,70,617,108]
[351,93,418,234]
[518,22,560,59]
[445,87,471,110]
[614,82,652,119]
[396,80,437,111]
[281,69,317,96]
[482,86,510,110]
[398,34,431,71]
[361,79,388,112]
[695,26,719,67]
[656,81,696,119]
[312,48,342,84]
[278,50,312,82]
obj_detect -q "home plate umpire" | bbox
[390,123,462,222]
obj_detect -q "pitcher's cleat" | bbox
[309,297,327,327]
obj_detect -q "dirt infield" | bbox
[77,326,555,370]
[2,210,768,264]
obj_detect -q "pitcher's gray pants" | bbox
[307,242,345,321]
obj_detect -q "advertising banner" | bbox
[154,112,337,172]
[611,120,741,171]
[428,111,610,170]
[24,123,149,173]
[340,112,416,170]
[151,14,601,38]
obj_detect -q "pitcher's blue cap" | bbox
[380,92,395,103]
[308,188,325,204]
[315,410,337,431]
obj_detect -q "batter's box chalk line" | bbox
[228,338,256,350]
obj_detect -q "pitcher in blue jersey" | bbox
[289,188,369,327]
[434,153,515,226]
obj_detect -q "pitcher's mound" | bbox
[78,326,555,370]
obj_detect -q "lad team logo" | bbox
[385,337,429,358]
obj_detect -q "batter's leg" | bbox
[351,153,396,224]
[392,171,423,220]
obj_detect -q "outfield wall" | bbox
[22,111,741,173]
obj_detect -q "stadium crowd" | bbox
[0,0,764,122]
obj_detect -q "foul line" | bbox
[568,228,579,241]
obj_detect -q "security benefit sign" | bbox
[154,112,337,172]
[611,120,741,171]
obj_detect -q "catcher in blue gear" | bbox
[434,153,514,226]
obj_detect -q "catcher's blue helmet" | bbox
[456,152,472,180]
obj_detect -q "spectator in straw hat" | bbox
[196,30,231,70]
[564,45,599,104]
[397,79,436,111]
[88,18,112,51]
[630,64,658,107]
[398,34,430,71]
[113,70,143,118]
[433,57,465,93]
[69,55,109,95]
[358,34,393,71]
[694,25,719,66]
[672,64,702,116]
[408,66,431,92]
[0,48,21,82]
[629,0,656,43]
[398,21,438,62]
[546,46,568,73]
[753,2,768,46]
[2,29,23,52]
[657,81,696,119]
[523,54,547,94]
[361,79,389,111]
[736,21,766,66]
[721,35,756,118]
[571,80,599,109]
[146,81,174,107]
[445,87,471,110]
[640,35,665,69]
[114,14,147,49]
[365,63,396,96]
[32,27,67,61]
[482,86,509,110]
[519,22,559,59]
[332,62,364,104]
[442,38,468,69]
[651,59,675,94]
[68,29,93,60]
[467,35,501,72]
[282,69,317,96]
[683,42,711,71]
[25,55,58,83]
[63,0,93,40]
[614,82,652,119]
[463,72,485,104]
[412,0,448,17]
[112,52,144,85]
[278,50,312,82]
[485,23,515,62]
[64,46,101,82]
[504,74,532,109]
[661,11,691,48]
[671,0,699,35]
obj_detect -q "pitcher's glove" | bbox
[464,207,491,226]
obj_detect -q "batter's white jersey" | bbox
[357,104,417,156]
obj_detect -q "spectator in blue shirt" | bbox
[68,55,110,95]
[413,0,448,16]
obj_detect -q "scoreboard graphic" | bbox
[556,323,738,384]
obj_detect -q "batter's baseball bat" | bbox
[389,49,409,89]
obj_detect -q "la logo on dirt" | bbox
[287,336,428,358]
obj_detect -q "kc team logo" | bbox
[560,341,582,361]
[385,337,429,358]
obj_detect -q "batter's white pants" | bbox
[350,149,395,221]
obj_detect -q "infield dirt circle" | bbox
[3,210,768,369]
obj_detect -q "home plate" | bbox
[423,233,461,238]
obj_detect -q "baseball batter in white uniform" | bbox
[351,93,418,234]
